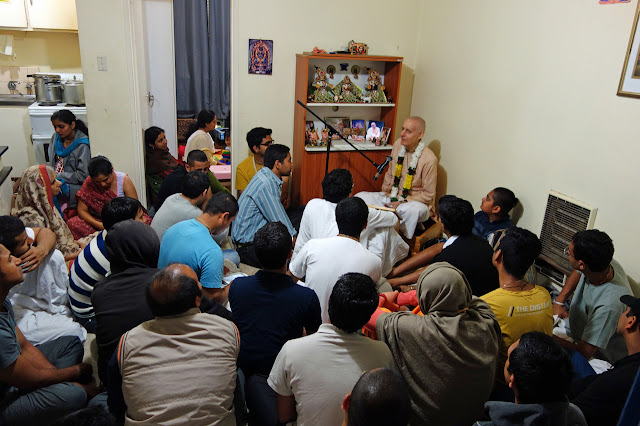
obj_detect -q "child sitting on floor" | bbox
[472,187,518,243]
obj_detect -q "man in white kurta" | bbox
[289,197,382,323]
[356,117,437,239]
[293,198,407,277]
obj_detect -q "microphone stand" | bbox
[297,100,388,178]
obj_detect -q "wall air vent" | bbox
[539,190,597,274]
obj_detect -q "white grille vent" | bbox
[539,190,597,272]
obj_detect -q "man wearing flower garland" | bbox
[356,117,437,239]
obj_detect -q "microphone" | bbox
[373,156,392,181]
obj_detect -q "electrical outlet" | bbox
[97,56,108,72]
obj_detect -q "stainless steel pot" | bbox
[27,73,63,105]
[62,79,85,106]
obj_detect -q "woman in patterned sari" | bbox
[12,165,83,260]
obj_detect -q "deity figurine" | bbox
[307,129,319,146]
[364,69,387,103]
[321,128,330,144]
[311,66,335,103]
[333,75,363,103]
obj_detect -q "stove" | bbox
[28,101,88,165]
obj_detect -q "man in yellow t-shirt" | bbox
[236,127,289,207]
[481,227,553,385]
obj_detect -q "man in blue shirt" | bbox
[159,191,238,305]
[232,144,296,267]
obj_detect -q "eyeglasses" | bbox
[261,139,274,147]
[563,246,570,256]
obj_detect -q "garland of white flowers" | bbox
[389,140,426,202]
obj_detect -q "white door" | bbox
[133,0,177,157]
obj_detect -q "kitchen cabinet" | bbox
[0,0,78,31]
[292,53,403,206]
[0,1,28,29]
[28,0,78,31]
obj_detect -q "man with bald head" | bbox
[109,264,239,425]
[356,117,438,239]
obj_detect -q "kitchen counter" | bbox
[0,95,36,107]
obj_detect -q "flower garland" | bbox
[389,140,426,202]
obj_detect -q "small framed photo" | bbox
[325,117,350,139]
[618,2,640,97]
[366,120,385,142]
[351,119,366,136]
[380,127,391,145]
[305,121,315,132]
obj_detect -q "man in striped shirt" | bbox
[68,197,144,333]
[231,144,296,267]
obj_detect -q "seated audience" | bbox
[68,197,144,334]
[108,264,239,424]
[153,149,227,212]
[144,126,180,200]
[293,168,408,277]
[48,109,91,208]
[554,230,633,364]
[570,295,640,426]
[473,187,518,243]
[236,127,289,207]
[475,332,587,426]
[67,156,140,240]
[12,165,83,260]
[0,216,85,345]
[159,192,237,305]
[290,197,382,323]
[368,262,500,425]
[184,109,217,161]
[480,227,552,389]
[268,273,393,425]
[92,220,158,384]
[342,368,410,426]
[356,116,437,239]
[151,171,210,240]
[232,144,296,267]
[0,243,94,424]
[388,195,498,296]
[229,222,321,425]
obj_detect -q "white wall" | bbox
[232,0,423,179]
[75,0,146,204]
[412,0,640,280]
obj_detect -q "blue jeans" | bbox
[0,336,87,425]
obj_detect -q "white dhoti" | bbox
[361,207,409,277]
[356,191,429,239]
[9,249,87,345]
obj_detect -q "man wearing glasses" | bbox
[553,230,633,367]
[236,127,290,208]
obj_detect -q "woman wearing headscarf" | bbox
[373,262,501,426]
[91,219,159,384]
[12,165,82,260]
